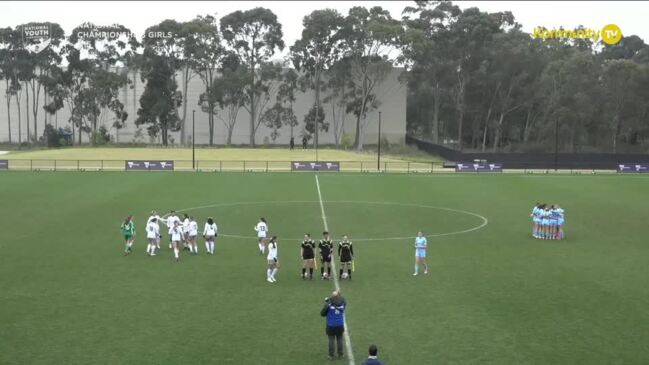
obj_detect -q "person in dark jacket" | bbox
[362,344,384,365]
[289,137,295,150]
[302,136,308,149]
[320,290,346,360]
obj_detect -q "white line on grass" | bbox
[315,174,355,365]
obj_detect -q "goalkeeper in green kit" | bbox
[120,216,136,256]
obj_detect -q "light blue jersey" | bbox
[550,209,560,226]
[415,236,427,257]
[558,208,565,225]
[532,207,541,223]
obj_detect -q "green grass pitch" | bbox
[1,171,648,364]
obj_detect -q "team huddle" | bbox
[530,203,566,240]
[254,218,356,284]
[120,210,218,261]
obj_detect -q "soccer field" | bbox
[1,171,648,364]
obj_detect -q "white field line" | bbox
[170,200,489,242]
[315,175,355,365]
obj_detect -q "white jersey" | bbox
[203,223,218,236]
[255,222,268,238]
[267,241,278,260]
[165,215,180,231]
[146,221,159,239]
[189,221,198,236]
[182,218,190,233]
[171,226,184,241]
[147,215,160,234]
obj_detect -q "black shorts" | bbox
[340,257,352,263]
[321,256,331,263]
[326,325,344,337]
[303,254,315,260]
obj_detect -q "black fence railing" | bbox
[406,135,649,170]
[0,159,637,173]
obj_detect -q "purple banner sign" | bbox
[291,161,340,172]
[617,163,649,173]
[455,162,503,173]
[0,159,7,170]
[125,160,174,171]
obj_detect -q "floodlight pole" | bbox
[377,111,382,171]
[192,110,196,170]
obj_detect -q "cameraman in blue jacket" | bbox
[320,290,346,360]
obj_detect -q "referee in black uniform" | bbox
[338,235,354,280]
[301,233,316,279]
[318,231,334,279]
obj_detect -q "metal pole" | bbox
[377,111,382,171]
[192,110,196,170]
[554,117,559,171]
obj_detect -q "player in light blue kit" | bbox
[531,203,541,238]
[549,205,561,240]
[413,231,428,276]
[556,204,565,240]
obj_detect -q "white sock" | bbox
[267,269,272,278]
[205,242,210,252]
[193,245,198,253]
[258,243,263,253]
[146,244,151,254]
[271,268,278,279]
[174,248,179,259]
[127,242,133,248]
[210,242,214,253]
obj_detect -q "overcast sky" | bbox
[1,1,648,60]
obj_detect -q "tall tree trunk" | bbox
[523,107,534,143]
[5,80,11,144]
[35,74,44,140]
[481,125,488,152]
[431,82,440,143]
[455,71,467,151]
[314,71,321,150]
[209,102,215,146]
[492,113,505,152]
[25,82,31,143]
[15,93,22,145]
[42,78,47,128]
[290,100,294,139]
[226,124,234,146]
[162,123,168,146]
[249,66,256,147]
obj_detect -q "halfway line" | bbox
[315,174,355,365]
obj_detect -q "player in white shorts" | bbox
[203,217,218,255]
[161,210,180,249]
[170,221,184,262]
[187,216,199,254]
[181,214,191,250]
[147,211,162,249]
[145,218,160,256]
[266,236,279,283]
[255,218,269,255]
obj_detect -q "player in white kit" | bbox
[170,221,184,262]
[145,218,160,256]
[181,214,191,250]
[203,217,218,254]
[255,218,269,255]
[266,236,279,283]
[161,211,180,249]
[187,216,199,254]
[147,211,162,249]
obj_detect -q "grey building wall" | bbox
[0,67,406,146]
